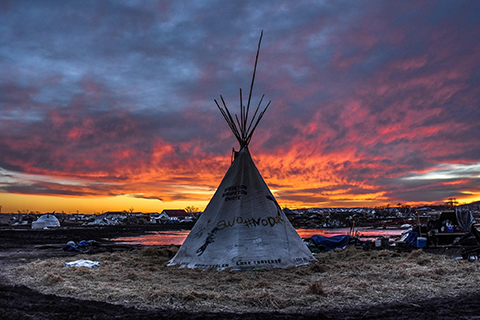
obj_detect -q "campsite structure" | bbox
[31,213,61,229]
[168,32,315,269]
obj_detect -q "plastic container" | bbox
[375,237,389,248]
[417,237,427,249]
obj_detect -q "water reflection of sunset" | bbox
[110,230,192,246]
[112,228,405,246]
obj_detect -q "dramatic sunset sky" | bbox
[1,1,480,214]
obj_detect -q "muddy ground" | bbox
[1,226,480,320]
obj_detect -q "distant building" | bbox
[0,214,13,226]
[161,209,188,219]
[282,208,297,221]
[152,209,190,223]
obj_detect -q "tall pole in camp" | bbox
[214,31,271,150]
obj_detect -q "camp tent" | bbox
[32,213,60,229]
[456,208,476,232]
[168,32,315,270]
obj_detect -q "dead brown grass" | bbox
[9,246,480,313]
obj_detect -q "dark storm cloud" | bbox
[1,0,480,207]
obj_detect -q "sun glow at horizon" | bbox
[0,193,208,214]
[1,2,479,214]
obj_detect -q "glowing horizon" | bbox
[1,1,480,214]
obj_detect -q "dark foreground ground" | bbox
[1,225,480,320]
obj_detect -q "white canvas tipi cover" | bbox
[168,147,315,269]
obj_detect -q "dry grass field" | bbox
[9,246,480,314]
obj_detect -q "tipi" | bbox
[168,32,315,269]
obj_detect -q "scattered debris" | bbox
[64,259,99,268]
[62,240,100,252]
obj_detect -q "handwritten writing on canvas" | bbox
[216,215,284,230]
[222,185,247,201]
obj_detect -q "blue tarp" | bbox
[404,231,418,247]
[62,240,100,252]
[307,235,351,252]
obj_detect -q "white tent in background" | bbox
[168,32,315,270]
[32,213,60,229]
